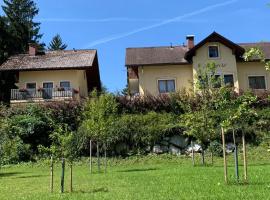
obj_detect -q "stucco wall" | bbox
[237,62,270,91]
[17,70,89,97]
[138,65,193,95]
[192,42,239,91]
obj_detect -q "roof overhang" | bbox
[185,32,245,62]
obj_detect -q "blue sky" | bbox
[1,0,269,92]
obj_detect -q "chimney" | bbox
[186,35,195,49]
[29,43,38,56]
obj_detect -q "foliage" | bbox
[2,0,43,53]
[244,47,270,71]
[48,34,67,50]
[79,91,119,143]
[208,140,223,156]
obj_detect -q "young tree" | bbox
[182,62,223,165]
[48,34,68,50]
[2,0,43,53]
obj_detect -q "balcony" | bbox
[10,88,79,103]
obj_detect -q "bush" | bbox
[208,141,223,157]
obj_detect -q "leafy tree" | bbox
[79,91,119,145]
[48,34,67,50]
[2,0,43,53]
[244,47,270,71]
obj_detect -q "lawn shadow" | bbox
[15,174,47,179]
[118,167,158,173]
[74,187,109,194]
[0,172,25,178]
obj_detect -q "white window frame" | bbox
[42,81,54,88]
[157,78,177,94]
[208,44,220,59]
[59,80,71,88]
[247,75,267,90]
[223,74,235,87]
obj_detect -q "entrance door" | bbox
[43,82,53,99]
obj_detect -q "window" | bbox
[158,80,175,93]
[26,83,36,89]
[212,75,221,88]
[248,76,266,89]
[208,45,219,58]
[60,81,71,90]
[224,74,234,87]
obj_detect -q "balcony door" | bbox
[43,82,53,99]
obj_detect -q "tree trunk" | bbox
[50,156,53,193]
[201,148,205,165]
[191,141,195,167]
[221,127,228,184]
[70,162,73,193]
[89,140,92,173]
[232,128,239,182]
[97,142,100,173]
[242,132,248,183]
[61,158,65,193]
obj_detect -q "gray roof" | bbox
[126,46,189,66]
[126,42,270,66]
[239,42,270,60]
[0,50,97,71]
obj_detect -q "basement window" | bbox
[248,76,266,89]
[158,80,175,93]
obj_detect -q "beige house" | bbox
[0,44,101,103]
[126,32,270,96]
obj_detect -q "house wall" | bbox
[138,65,193,95]
[17,70,89,97]
[237,62,270,91]
[192,42,239,91]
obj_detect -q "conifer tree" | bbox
[48,34,68,50]
[2,0,43,53]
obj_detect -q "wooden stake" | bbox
[211,152,213,165]
[242,132,248,183]
[104,143,107,174]
[191,141,195,167]
[97,142,100,173]
[221,127,228,184]
[61,158,65,193]
[70,162,73,193]
[90,140,92,173]
[233,128,239,182]
[50,156,53,193]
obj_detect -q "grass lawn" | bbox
[0,149,270,200]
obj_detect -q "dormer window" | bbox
[208,45,219,58]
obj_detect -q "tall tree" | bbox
[48,34,68,50]
[2,0,43,53]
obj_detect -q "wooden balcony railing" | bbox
[11,88,78,101]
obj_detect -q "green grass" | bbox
[0,149,270,200]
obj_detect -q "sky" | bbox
[0,0,270,92]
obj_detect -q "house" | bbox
[126,32,270,96]
[0,44,101,103]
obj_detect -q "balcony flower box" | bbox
[38,87,44,92]
[19,88,28,92]
[73,88,79,94]
[57,87,65,91]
